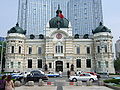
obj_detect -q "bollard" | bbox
[14,81,21,87]
[86,80,92,86]
[26,81,34,86]
[43,81,47,86]
[38,79,43,86]
[98,80,104,86]
[76,81,82,86]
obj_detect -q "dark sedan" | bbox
[26,71,48,82]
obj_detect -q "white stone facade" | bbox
[5,23,115,73]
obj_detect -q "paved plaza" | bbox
[15,86,113,90]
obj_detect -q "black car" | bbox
[26,70,48,82]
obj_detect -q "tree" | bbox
[0,41,6,72]
[114,58,120,72]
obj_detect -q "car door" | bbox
[84,74,91,81]
[78,74,87,81]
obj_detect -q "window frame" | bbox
[86,59,91,68]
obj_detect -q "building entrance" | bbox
[56,61,63,72]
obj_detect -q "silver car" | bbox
[69,73,98,82]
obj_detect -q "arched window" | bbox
[38,47,42,54]
[87,47,90,54]
[55,42,63,54]
[97,46,100,53]
[11,46,14,53]
[76,47,80,54]
[19,46,21,54]
[28,47,32,54]
[104,45,107,53]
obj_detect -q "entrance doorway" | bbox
[56,61,63,72]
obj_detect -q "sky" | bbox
[0,0,120,44]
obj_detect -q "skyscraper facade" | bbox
[68,0,103,35]
[18,0,103,35]
[18,0,69,35]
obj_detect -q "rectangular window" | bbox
[11,62,13,68]
[18,62,21,68]
[105,61,108,68]
[77,47,80,54]
[67,63,69,68]
[38,47,42,54]
[28,59,32,68]
[87,47,90,54]
[97,46,100,53]
[61,46,63,53]
[76,59,81,68]
[29,47,32,54]
[11,46,14,53]
[86,59,91,68]
[38,59,42,68]
[98,61,101,68]
[49,63,52,68]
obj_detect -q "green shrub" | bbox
[109,73,120,75]
[104,79,120,84]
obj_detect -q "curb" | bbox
[104,83,120,90]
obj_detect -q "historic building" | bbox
[115,39,120,58]
[5,8,115,73]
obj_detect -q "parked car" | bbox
[11,73,24,82]
[83,72,101,79]
[112,77,120,79]
[69,73,98,82]
[26,70,48,82]
[46,72,60,77]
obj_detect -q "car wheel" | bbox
[89,78,94,82]
[72,78,77,82]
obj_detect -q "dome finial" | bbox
[58,4,60,10]
[99,22,103,26]
[56,5,62,16]
[16,23,19,26]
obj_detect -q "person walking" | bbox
[0,75,6,90]
[59,71,62,78]
[67,70,70,78]
[5,75,15,90]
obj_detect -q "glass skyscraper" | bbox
[18,0,69,35]
[18,0,103,35]
[68,0,103,35]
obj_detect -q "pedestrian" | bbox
[0,75,6,90]
[5,75,15,90]
[107,70,109,78]
[67,70,70,78]
[59,71,62,78]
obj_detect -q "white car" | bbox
[69,73,98,82]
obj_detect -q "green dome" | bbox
[92,22,111,34]
[8,23,26,35]
[49,5,69,29]
[49,17,69,28]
